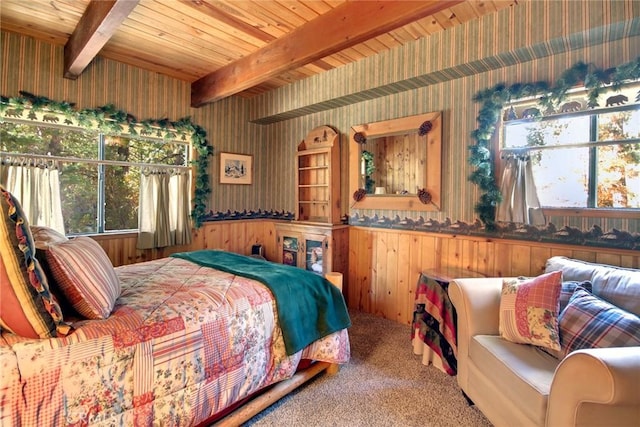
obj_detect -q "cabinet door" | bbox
[280,233,300,267]
[303,234,329,276]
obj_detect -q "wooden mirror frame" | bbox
[349,111,442,211]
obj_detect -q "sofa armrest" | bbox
[448,278,505,390]
[547,347,640,426]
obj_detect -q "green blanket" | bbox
[171,250,351,355]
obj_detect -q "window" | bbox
[501,82,640,212]
[0,120,190,234]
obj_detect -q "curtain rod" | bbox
[500,137,640,154]
[0,151,190,170]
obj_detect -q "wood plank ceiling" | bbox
[1,0,518,106]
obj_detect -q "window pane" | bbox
[60,163,98,234]
[1,122,98,158]
[504,116,590,149]
[596,143,640,208]
[104,135,187,165]
[598,110,640,141]
[105,165,140,231]
[532,147,589,207]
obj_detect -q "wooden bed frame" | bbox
[206,361,340,426]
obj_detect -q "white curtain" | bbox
[137,168,192,249]
[0,159,65,234]
[496,155,545,225]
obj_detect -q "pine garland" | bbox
[469,57,640,231]
[0,91,213,228]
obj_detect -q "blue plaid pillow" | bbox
[559,287,640,358]
[559,280,592,313]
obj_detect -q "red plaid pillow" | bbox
[559,287,640,358]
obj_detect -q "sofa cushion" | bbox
[499,271,563,351]
[545,256,640,316]
[559,287,640,357]
[46,237,121,319]
[0,186,66,338]
[470,335,559,426]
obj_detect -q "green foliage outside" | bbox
[0,122,187,234]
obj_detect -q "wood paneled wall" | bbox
[94,221,638,328]
[93,220,280,268]
[346,226,640,326]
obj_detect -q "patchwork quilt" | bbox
[0,257,350,426]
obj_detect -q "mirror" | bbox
[349,111,442,211]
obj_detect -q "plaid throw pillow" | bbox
[559,287,640,358]
[559,280,593,313]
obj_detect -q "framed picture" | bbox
[219,152,252,185]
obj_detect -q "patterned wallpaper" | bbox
[0,31,264,214]
[253,0,640,238]
[1,0,639,242]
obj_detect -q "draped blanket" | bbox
[411,273,458,375]
[171,250,351,355]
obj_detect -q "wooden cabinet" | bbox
[275,222,348,278]
[296,125,341,224]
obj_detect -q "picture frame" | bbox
[219,152,252,185]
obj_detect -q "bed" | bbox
[0,186,351,426]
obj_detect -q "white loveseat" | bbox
[449,256,640,427]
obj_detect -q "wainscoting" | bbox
[93,221,639,327]
[347,226,640,326]
[92,220,280,267]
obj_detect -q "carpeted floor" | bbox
[243,309,493,427]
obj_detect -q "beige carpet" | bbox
[244,309,492,427]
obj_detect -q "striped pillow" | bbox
[559,287,640,358]
[30,225,68,249]
[0,185,66,338]
[46,237,121,319]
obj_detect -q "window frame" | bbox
[0,117,192,235]
[497,90,640,220]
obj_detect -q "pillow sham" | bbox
[499,270,563,351]
[46,236,121,319]
[30,225,68,250]
[559,287,640,358]
[0,185,66,338]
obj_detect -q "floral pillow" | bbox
[499,270,563,351]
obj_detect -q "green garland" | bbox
[0,91,213,228]
[469,57,640,231]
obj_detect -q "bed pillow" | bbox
[499,270,563,351]
[46,236,121,319]
[0,185,66,338]
[30,225,68,250]
[559,287,640,358]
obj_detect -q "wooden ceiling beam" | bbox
[64,0,140,79]
[191,0,465,107]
